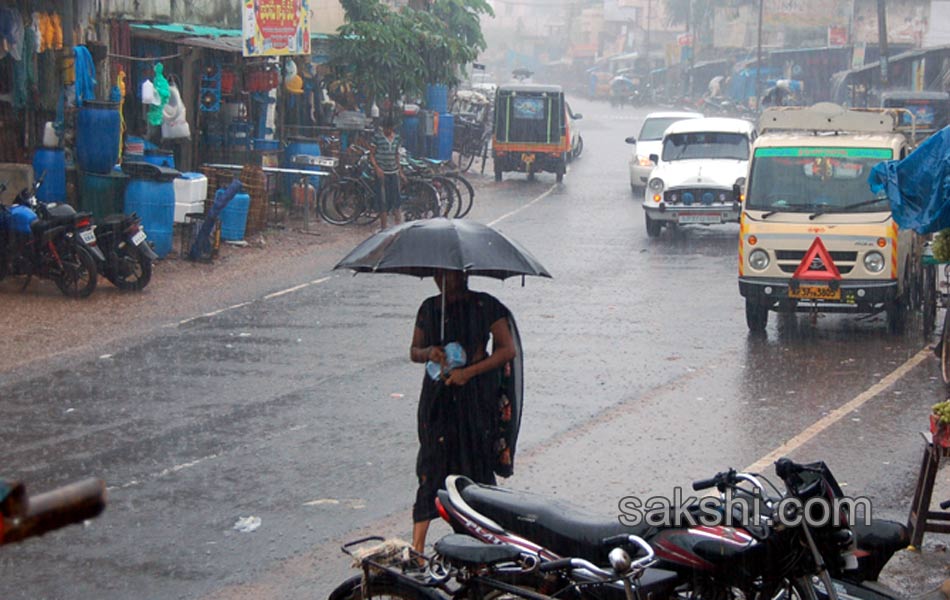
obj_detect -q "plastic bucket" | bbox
[123,162,179,258]
[79,171,129,221]
[76,101,121,174]
[219,191,250,241]
[32,148,66,203]
[437,113,455,161]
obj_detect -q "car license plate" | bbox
[131,230,147,245]
[80,229,96,244]
[678,214,721,224]
[789,285,841,300]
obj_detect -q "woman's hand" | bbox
[428,346,446,365]
[445,366,471,386]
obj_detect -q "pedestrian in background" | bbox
[370,116,406,230]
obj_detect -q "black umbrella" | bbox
[333,218,551,280]
[334,218,551,342]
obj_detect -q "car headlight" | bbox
[637,155,654,167]
[749,249,770,271]
[864,251,886,273]
[648,177,664,192]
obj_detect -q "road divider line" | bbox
[488,184,557,227]
[744,346,932,474]
[174,277,334,326]
[264,282,312,300]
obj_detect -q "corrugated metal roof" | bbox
[131,23,241,37]
[178,36,244,53]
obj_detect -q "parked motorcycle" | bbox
[0,174,103,298]
[94,212,156,291]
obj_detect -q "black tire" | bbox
[328,573,429,600]
[494,165,502,182]
[318,180,364,226]
[556,155,566,183]
[942,313,950,387]
[746,299,769,332]
[923,263,937,336]
[573,135,583,160]
[55,245,98,299]
[886,297,907,334]
[759,576,820,600]
[445,173,475,219]
[401,180,440,221]
[457,146,476,173]
[645,214,662,237]
[430,176,460,218]
[105,244,152,292]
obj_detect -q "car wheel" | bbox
[645,214,661,237]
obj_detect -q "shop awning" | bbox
[178,36,244,53]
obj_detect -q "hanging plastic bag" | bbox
[161,82,190,139]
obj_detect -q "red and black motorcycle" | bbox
[432,458,878,600]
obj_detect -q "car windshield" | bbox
[661,132,749,161]
[639,117,692,141]
[746,147,894,213]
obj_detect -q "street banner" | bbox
[243,0,311,57]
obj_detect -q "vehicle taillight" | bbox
[126,223,140,235]
[435,497,451,523]
[77,218,90,229]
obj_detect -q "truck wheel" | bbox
[886,298,907,334]
[746,299,769,332]
[645,214,661,238]
[556,156,566,183]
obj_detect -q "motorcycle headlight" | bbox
[864,251,886,273]
[749,249,770,271]
[648,178,664,192]
[638,155,655,167]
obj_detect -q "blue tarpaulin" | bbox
[869,126,950,234]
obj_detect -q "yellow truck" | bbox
[738,103,920,332]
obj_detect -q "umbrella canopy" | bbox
[333,218,552,280]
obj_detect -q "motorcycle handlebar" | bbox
[1,478,106,546]
[692,476,720,491]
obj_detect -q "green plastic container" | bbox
[79,170,130,221]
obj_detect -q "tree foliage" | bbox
[332,0,493,108]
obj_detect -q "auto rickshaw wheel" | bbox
[556,154,566,183]
[494,164,502,182]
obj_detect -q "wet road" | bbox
[0,99,945,599]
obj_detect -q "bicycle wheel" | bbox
[430,176,460,218]
[445,173,474,218]
[401,180,440,221]
[319,179,366,226]
[457,139,477,172]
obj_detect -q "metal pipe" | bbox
[877,0,889,88]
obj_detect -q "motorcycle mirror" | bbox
[574,113,583,120]
[624,137,637,145]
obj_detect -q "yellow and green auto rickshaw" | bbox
[492,83,572,182]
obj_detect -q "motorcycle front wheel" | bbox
[55,245,98,298]
[106,244,152,292]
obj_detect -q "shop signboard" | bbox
[243,0,311,57]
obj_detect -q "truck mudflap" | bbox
[739,277,898,310]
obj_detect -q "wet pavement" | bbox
[1,99,949,598]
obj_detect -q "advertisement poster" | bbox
[243,0,311,57]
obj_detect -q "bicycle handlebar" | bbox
[1,478,106,546]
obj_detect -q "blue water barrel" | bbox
[437,113,455,161]
[123,162,179,258]
[402,116,420,157]
[79,170,129,221]
[76,101,121,174]
[254,138,280,151]
[219,191,250,241]
[283,137,322,196]
[143,149,175,169]
[426,84,449,114]
[32,148,66,203]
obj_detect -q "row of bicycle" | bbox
[311,146,475,227]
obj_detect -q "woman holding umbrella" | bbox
[408,269,516,554]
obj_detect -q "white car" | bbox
[626,111,703,191]
[642,117,755,237]
[567,101,583,161]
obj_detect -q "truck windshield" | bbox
[661,132,749,161]
[746,147,894,213]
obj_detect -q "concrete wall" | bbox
[94,0,239,28]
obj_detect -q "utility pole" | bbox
[755,0,764,109]
[644,0,652,65]
[877,0,889,88]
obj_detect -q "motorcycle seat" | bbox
[454,476,656,564]
[434,533,524,566]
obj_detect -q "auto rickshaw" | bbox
[492,83,572,182]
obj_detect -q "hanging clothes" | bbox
[12,26,37,111]
[37,48,58,111]
[147,63,169,127]
[112,69,126,160]
[73,45,96,106]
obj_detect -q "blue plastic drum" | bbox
[219,191,250,242]
[32,148,66,203]
[77,101,121,174]
[123,162,179,258]
[437,113,455,161]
